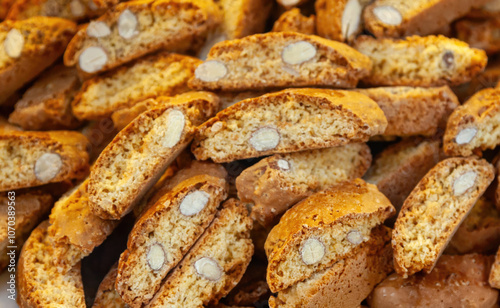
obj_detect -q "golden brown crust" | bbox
[5,0,112,21]
[0,0,16,19]
[315,0,365,42]
[456,18,500,55]
[93,263,127,308]
[452,57,500,103]
[272,8,315,35]
[217,0,272,39]
[490,247,500,289]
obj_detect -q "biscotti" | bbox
[89,97,219,219]
[64,0,221,75]
[146,199,253,307]
[315,0,367,42]
[363,0,490,38]
[116,175,228,307]
[452,57,500,103]
[0,17,77,104]
[370,254,498,308]
[277,0,312,9]
[237,143,372,228]
[456,18,500,55]
[490,246,500,289]
[6,0,115,21]
[188,32,372,91]
[216,0,272,39]
[0,0,15,19]
[269,226,392,308]
[443,88,500,157]
[80,118,118,163]
[272,8,316,35]
[265,179,395,292]
[192,89,387,162]
[17,221,86,308]
[72,52,201,120]
[354,35,487,87]
[354,86,459,137]
[8,65,82,130]
[0,131,89,191]
[393,157,495,277]
[93,263,127,308]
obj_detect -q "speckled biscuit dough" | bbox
[272,8,316,35]
[315,0,367,42]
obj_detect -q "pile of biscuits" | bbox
[2,0,500,307]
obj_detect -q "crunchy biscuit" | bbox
[0,0,15,19]
[189,32,372,91]
[276,0,312,9]
[393,157,495,277]
[72,52,201,121]
[237,143,372,228]
[92,263,127,308]
[192,89,387,163]
[272,8,316,35]
[354,35,487,87]
[315,0,367,42]
[456,18,500,55]
[490,246,500,289]
[452,57,500,103]
[0,17,77,104]
[265,179,395,292]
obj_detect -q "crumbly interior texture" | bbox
[117,182,225,306]
[355,35,486,86]
[73,53,199,119]
[18,222,85,307]
[393,159,494,276]
[93,264,127,308]
[148,201,253,307]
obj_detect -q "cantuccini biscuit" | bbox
[315,0,367,42]
[456,18,500,55]
[92,263,127,308]
[0,131,89,192]
[0,17,77,104]
[467,0,500,18]
[48,179,118,270]
[370,254,498,308]
[355,86,459,137]
[192,89,387,163]
[116,175,228,307]
[269,226,393,308]
[189,32,372,91]
[354,35,487,87]
[452,57,500,103]
[446,197,500,254]
[17,221,86,308]
[364,138,441,220]
[495,155,500,210]
[272,8,316,35]
[8,65,82,130]
[444,88,500,157]
[363,0,490,38]
[0,0,15,19]
[0,116,21,132]
[276,0,312,9]
[111,91,219,131]
[146,199,253,307]
[393,157,495,277]
[236,143,372,228]
[265,179,395,293]
[490,246,500,289]
[89,96,219,220]
[64,0,221,75]
[72,52,201,121]
[0,191,53,272]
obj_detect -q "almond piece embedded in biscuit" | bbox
[87,21,111,38]
[79,46,108,73]
[453,171,477,196]
[179,190,210,216]
[280,0,300,6]
[277,159,290,171]
[195,61,228,82]
[4,29,24,58]
[300,238,325,265]
[194,257,222,281]
[441,51,455,69]
[70,0,85,17]
[455,127,477,145]
[162,110,185,148]
[282,41,317,65]
[118,9,139,39]
[342,0,362,40]
[249,127,280,152]
[147,243,166,271]
[346,230,363,245]
[373,5,402,26]
[35,153,63,182]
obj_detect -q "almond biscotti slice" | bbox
[355,86,459,137]
[146,199,253,308]
[272,8,316,35]
[17,221,86,308]
[72,52,201,121]
[444,88,500,157]
[265,179,395,293]
[456,18,500,55]
[8,65,82,130]
[64,0,221,75]
[354,35,487,87]
[370,254,498,308]
[0,131,89,192]
[93,263,127,308]
[116,175,228,307]
[236,143,372,228]
[0,17,77,104]
[89,97,219,220]
[364,137,441,218]
[452,57,500,103]
[192,89,387,163]
[393,157,495,277]
[189,32,372,91]
[363,0,490,38]
[268,226,393,308]
[315,0,367,42]
[0,191,53,272]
